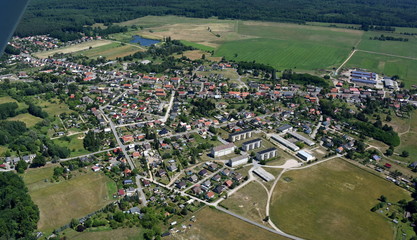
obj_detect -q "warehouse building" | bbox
[296,150,315,161]
[270,134,300,151]
[288,131,315,146]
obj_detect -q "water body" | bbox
[130,35,160,46]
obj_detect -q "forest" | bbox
[0,172,39,239]
[15,0,417,38]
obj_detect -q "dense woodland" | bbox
[15,0,417,38]
[0,172,39,240]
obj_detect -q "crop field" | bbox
[75,42,142,60]
[270,158,411,240]
[221,181,268,224]
[34,40,113,58]
[23,168,114,232]
[8,113,42,127]
[345,51,417,88]
[168,207,286,240]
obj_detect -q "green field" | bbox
[345,51,417,87]
[8,113,43,127]
[75,42,142,60]
[270,158,411,240]
[53,134,90,157]
[168,207,287,240]
[358,32,417,59]
[23,167,114,232]
[0,96,28,110]
[180,40,215,51]
[36,98,73,116]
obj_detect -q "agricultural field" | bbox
[53,134,90,157]
[357,31,417,59]
[61,227,142,240]
[345,51,417,88]
[75,42,142,60]
[270,158,411,240]
[8,113,42,127]
[168,207,286,240]
[23,167,115,232]
[34,40,113,58]
[221,181,269,224]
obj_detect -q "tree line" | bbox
[15,0,417,39]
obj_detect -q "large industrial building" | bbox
[270,134,300,151]
[349,70,378,85]
[288,131,315,146]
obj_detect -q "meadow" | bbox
[53,134,90,157]
[22,166,115,232]
[8,113,42,128]
[34,40,113,58]
[61,228,142,240]
[345,51,417,88]
[270,158,411,240]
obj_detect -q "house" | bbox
[167,163,178,172]
[277,124,293,133]
[207,163,218,171]
[211,143,236,157]
[372,155,381,161]
[188,175,198,182]
[198,169,208,176]
[227,155,249,167]
[192,185,202,195]
[224,180,233,188]
[242,138,262,151]
[126,187,136,196]
[118,189,126,196]
[211,174,221,182]
[176,181,187,189]
[213,185,225,194]
[123,179,134,185]
[91,166,100,172]
[233,173,243,182]
[256,148,278,161]
[221,168,231,176]
[128,207,141,214]
[205,191,215,199]
[202,180,212,188]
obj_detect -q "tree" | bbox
[71,218,80,229]
[15,159,28,173]
[83,131,101,152]
[379,195,387,202]
[114,211,125,223]
[401,151,409,157]
[31,155,46,168]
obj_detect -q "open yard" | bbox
[221,181,268,224]
[270,158,411,240]
[23,167,115,232]
[8,113,42,127]
[168,207,287,240]
[345,51,417,88]
[75,42,142,60]
[34,40,113,58]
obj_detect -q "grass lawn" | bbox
[62,227,142,240]
[221,181,268,224]
[23,168,114,232]
[168,206,287,240]
[75,42,142,60]
[53,134,90,157]
[8,113,42,128]
[345,51,417,88]
[270,158,411,240]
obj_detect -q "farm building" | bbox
[242,138,262,151]
[270,134,300,151]
[227,155,249,167]
[288,131,315,146]
[256,148,277,161]
[211,143,236,157]
[296,150,315,161]
[228,129,253,142]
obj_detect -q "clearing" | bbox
[23,167,115,232]
[53,134,90,157]
[270,158,411,240]
[8,113,42,127]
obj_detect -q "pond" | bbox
[130,35,160,46]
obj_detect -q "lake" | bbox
[130,35,160,46]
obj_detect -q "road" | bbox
[58,148,118,162]
[310,115,323,139]
[335,49,356,75]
